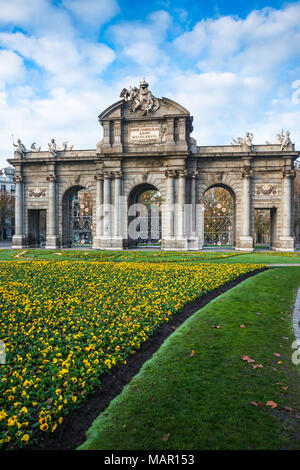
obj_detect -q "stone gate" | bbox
[9,80,299,251]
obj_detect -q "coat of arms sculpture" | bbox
[120,79,160,116]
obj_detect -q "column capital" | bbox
[189,170,199,179]
[114,171,123,179]
[13,175,23,183]
[281,168,296,178]
[178,169,188,178]
[103,171,112,179]
[47,174,56,182]
[165,170,177,178]
[94,171,104,181]
[242,166,253,178]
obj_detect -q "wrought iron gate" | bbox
[204,187,234,246]
[69,188,92,245]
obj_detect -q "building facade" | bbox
[8,81,299,251]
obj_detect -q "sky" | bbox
[0,0,300,167]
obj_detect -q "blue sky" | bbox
[0,0,300,167]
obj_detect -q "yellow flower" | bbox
[40,423,49,431]
[20,434,30,443]
[0,410,7,422]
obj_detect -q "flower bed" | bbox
[0,261,264,447]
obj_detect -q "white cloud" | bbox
[62,0,120,27]
[0,0,74,36]
[0,50,25,83]
[0,32,115,88]
[174,3,300,75]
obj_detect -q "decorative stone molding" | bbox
[28,187,47,198]
[255,184,278,195]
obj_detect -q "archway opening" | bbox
[254,209,271,249]
[63,186,93,247]
[128,184,162,248]
[203,186,234,248]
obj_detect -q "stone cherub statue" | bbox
[13,138,26,158]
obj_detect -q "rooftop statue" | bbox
[13,138,26,158]
[48,138,57,156]
[231,132,253,151]
[265,130,292,151]
[30,142,41,152]
[120,79,160,116]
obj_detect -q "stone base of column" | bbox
[277,236,295,251]
[45,236,60,249]
[175,237,188,250]
[162,237,176,250]
[187,237,203,250]
[236,236,254,251]
[93,236,124,250]
[12,235,25,249]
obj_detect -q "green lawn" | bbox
[79,267,300,450]
[1,248,300,264]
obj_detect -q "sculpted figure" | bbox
[231,132,253,150]
[119,80,160,115]
[48,138,57,156]
[13,138,26,157]
[266,130,292,150]
[30,142,41,152]
[244,131,253,150]
[280,130,291,151]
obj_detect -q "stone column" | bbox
[12,175,25,248]
[46,174,59,249]
[178,118,186,143]
[113,120,122,151]
[190,171,198,233]
[103,171,112,239]
[279,169,295,251]
[238,166,254,251]
[92,172,103,249]
[176,170,188,249]
[113,171,123,248]
[163,170,176,249]
[102,121,110,146]
[166,118,175,147]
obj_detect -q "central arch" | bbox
[127,183,162,248]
